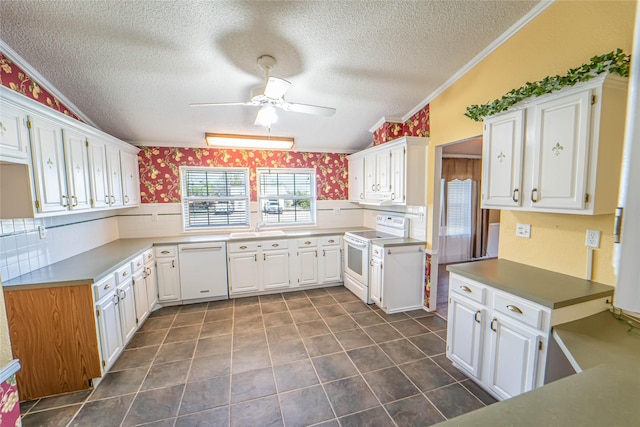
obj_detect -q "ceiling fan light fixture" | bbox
[205,133,294,150]
[255,105,278,127]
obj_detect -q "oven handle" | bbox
[344,237,368,248]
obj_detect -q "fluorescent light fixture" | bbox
[205,133,295,150]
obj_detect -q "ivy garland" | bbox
[465,49,631,122]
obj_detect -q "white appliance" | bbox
[343,215,410,303]
[178,242,228,301]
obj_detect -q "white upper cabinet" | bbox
[29,115,68,214]
[482,110,524,208]
[0,102,30,163]
[121,151,141,207]
[351,136,428,206]
[62,128,92,211]
[88,138,111,209]
[482,74,627,214]
[106,145,124,208]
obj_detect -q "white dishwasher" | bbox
[178,242,228,301]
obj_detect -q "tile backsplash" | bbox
[0,212,119,282]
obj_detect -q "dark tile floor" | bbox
[20,285,495,427]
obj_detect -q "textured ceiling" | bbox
[0,1,540,152]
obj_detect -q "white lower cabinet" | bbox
[95,291,123,372]
[447,293,484,378]
[297,245,318,286]
[263,247,290,290]
[144,259,158,308]
[228,240,289,295]
[132,269,150,325]
[319,237,342,284]
[228,250,260,294]
[156,246,181,302]
[117,278,137,343]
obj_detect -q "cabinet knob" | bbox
[147,253,153,259]
[328,239,335,243]
[305,241,312,245]
[104,283,111,290]
[122,271,128,277]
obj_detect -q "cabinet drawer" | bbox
[131,255,145,272]
[261,240,288,250]
[155,246,177,258]
[228,241,259,253]
[371,245,383,260]
[319,236,341,246]
[297,238,318,247]
[450,275,486,305]
[143,249,154,264]
[494,292,543,330]
[93,274,117,301]
[115,263,132,284]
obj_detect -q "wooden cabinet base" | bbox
[4,284,101,400]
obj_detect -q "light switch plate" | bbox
[516,223,531,238]
[38,225,47,239]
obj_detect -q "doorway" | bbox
[430,136,500,318]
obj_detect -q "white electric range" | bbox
[343,215,409,303]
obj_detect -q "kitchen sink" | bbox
[228,230,287,239]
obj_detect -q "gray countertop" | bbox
[371,238,426,247]
[447,259,614,308]
[3,227,366,288]
[435,310,640,426]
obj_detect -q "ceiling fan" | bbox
[190,55,336,128]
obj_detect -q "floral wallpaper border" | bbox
[138,147,349,203]
[0,51,83,121]
[0,374,20,427]
[372,104,430,145]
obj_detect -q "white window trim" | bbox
[256,168,317,228]
[180,166,250,231]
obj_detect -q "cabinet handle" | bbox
[111,195,116,204]
[512,188,519,203]
[371,185,376,191]
[240,246,247,250]
[323,249,326,257]
[391,192,395,200]
[105,196,110,205]
[137,261,142,267]
[263,253,266,261]
[104,283,111,290]
[113,294,119,305]
[490,318,497,332]
[360,192,364,199]
[254,254,257,262]
[531,188,539,203]
[370,259,374,266]
[61,195,69,207]
[147,253,153,259]
[506,305,523,314]
[120,290,127,300]
[304,241,312,245]
[315,250,318,258]
[72,195,78,207]
[272,243,279,247]
[124,195,129,204]
[171,260,175,268]
[161,250,170,254]
[376,184,380,191]
[122,271,128,277]
[146,267,151,275]
[459,285,472,293]
[474,311,481,324]
[328,239,335,243]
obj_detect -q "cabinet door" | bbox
[156,257,181,302]
[531,90,591,210]
[121,151,140,207]
[106,146,123,207]
[29,116,68,213]
[482,110,525,208]
[364,154,377,198]
[62,128,92,211]
[298,247,318,286]
[118,279,138,343]
[0,103,30,162]
[320,245,342,283]
[96,293,123,371]
[132,270,150,325]
[88,139,110,209]
[369,257,383,306]
[376,149,392,194]
[447,294,484,378]
[144,261,158,309]
[263,249,290,290]
[487,314,541,400]
[390,145,405,204]
[348,156,364,201]
[228,252,260,294]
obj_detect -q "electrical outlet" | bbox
[516,223,531,238]
[585,229,601,248]
[38,225,47,239]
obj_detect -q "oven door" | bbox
[343,235,369,286]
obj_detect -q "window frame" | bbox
[180,166,250,231]
[256,167,317,228]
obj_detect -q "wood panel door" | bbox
[4,285,101,400]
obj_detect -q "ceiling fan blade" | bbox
[264,77,291,99]
[190,102,254,107]
[280,102,336,117]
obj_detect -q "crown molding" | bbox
[401,0,555,123]
[367,116,403,134]
[0,38,98,128]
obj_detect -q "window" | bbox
[444,179,472,236]
[257,168,316,226]
[181,167,249,230]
